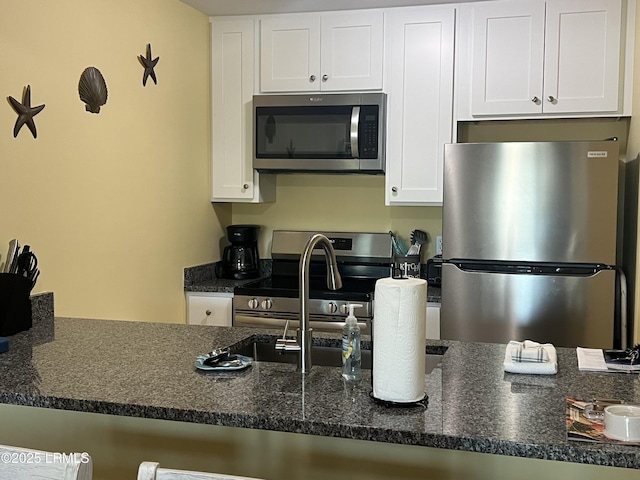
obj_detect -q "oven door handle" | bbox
[350,106,360,158]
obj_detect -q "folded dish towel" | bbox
[504,340,557,375]
[510,340,550,363]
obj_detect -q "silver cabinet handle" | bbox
[547,96,556,103]
[243,183,249,190]
[205,310,211,316]
[531,96,540,103]
[309,75,316,82]
[322,74,328,82]
[392,186,398,193]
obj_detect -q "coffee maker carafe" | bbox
[215,225,260,280]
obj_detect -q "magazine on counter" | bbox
[576,347,640,373]
[566,397,640,445]
[603,350,640,372]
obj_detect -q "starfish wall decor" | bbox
[138,43,159,86]
[8,85,45,139]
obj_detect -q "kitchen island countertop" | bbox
[0,316,638,469]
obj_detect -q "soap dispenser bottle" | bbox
[342,303,363,381]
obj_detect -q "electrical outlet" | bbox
[435,236,443,255]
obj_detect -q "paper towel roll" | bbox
[372,277,427,403]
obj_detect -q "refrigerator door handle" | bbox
[447,260,613,277]
[616,267,628,350]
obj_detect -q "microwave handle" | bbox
[350,106,360,158]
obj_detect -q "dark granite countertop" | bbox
[0,316,638,469]
[184,262,267,294]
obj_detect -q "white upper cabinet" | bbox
[543,0,622,113]
[468,1,546,116]
[458,0,629,119]
[260,11,384,92]
[385,5,455,206]
[211,18,275,203]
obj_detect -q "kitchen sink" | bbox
[233,340,444,374]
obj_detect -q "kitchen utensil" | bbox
[3,239,19,274]
[16,245,38,279]
[389,231,407,256]
[410,230,428,252]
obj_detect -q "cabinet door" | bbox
[211,19,275,202]
[320,11,384,91]
[426,303,441,340]
[543,0,622,114]
[469,0,545,116]
[186,293,232,327]
[385,6,455,205]
[260,15,321,92]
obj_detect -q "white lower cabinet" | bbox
[426,303,441,340]
[385,5,456,206]
[186,292,233,327]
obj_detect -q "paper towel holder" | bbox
[369,391,428,409]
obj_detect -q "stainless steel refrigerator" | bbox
[441,141,624,349]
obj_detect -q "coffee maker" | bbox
[215,225,260,280]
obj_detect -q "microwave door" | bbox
[252,93,386,173]
[350,106,360,158]
[255,105,353,158]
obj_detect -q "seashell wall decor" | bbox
[138,43,159,86]
[8,85,45,139]
[78,67,108,114]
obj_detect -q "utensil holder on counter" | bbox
[392,254,421,279]
[0,273,33,336]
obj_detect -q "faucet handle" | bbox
[281,319,290,339]
[275,338,300,352]
[275,320,301,351]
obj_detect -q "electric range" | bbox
[233,231,393,334]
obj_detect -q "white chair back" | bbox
[0,444,92,480]
[137,461,264,480]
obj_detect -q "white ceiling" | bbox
[180,0,464,16]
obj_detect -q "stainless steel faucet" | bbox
[275,233,342,373]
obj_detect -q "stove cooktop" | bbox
[234,275,379,302]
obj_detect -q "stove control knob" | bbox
[248,298,260,309]
[327,302,338,314]
[261,299,273,310]
[340,304,350,315]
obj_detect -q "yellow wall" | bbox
[0,0,226,323]
[233,175,443,260]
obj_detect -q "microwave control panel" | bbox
[359,105,379,159]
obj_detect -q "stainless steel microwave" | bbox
[253,93,386,174]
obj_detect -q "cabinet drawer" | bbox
[186,293,232,327]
